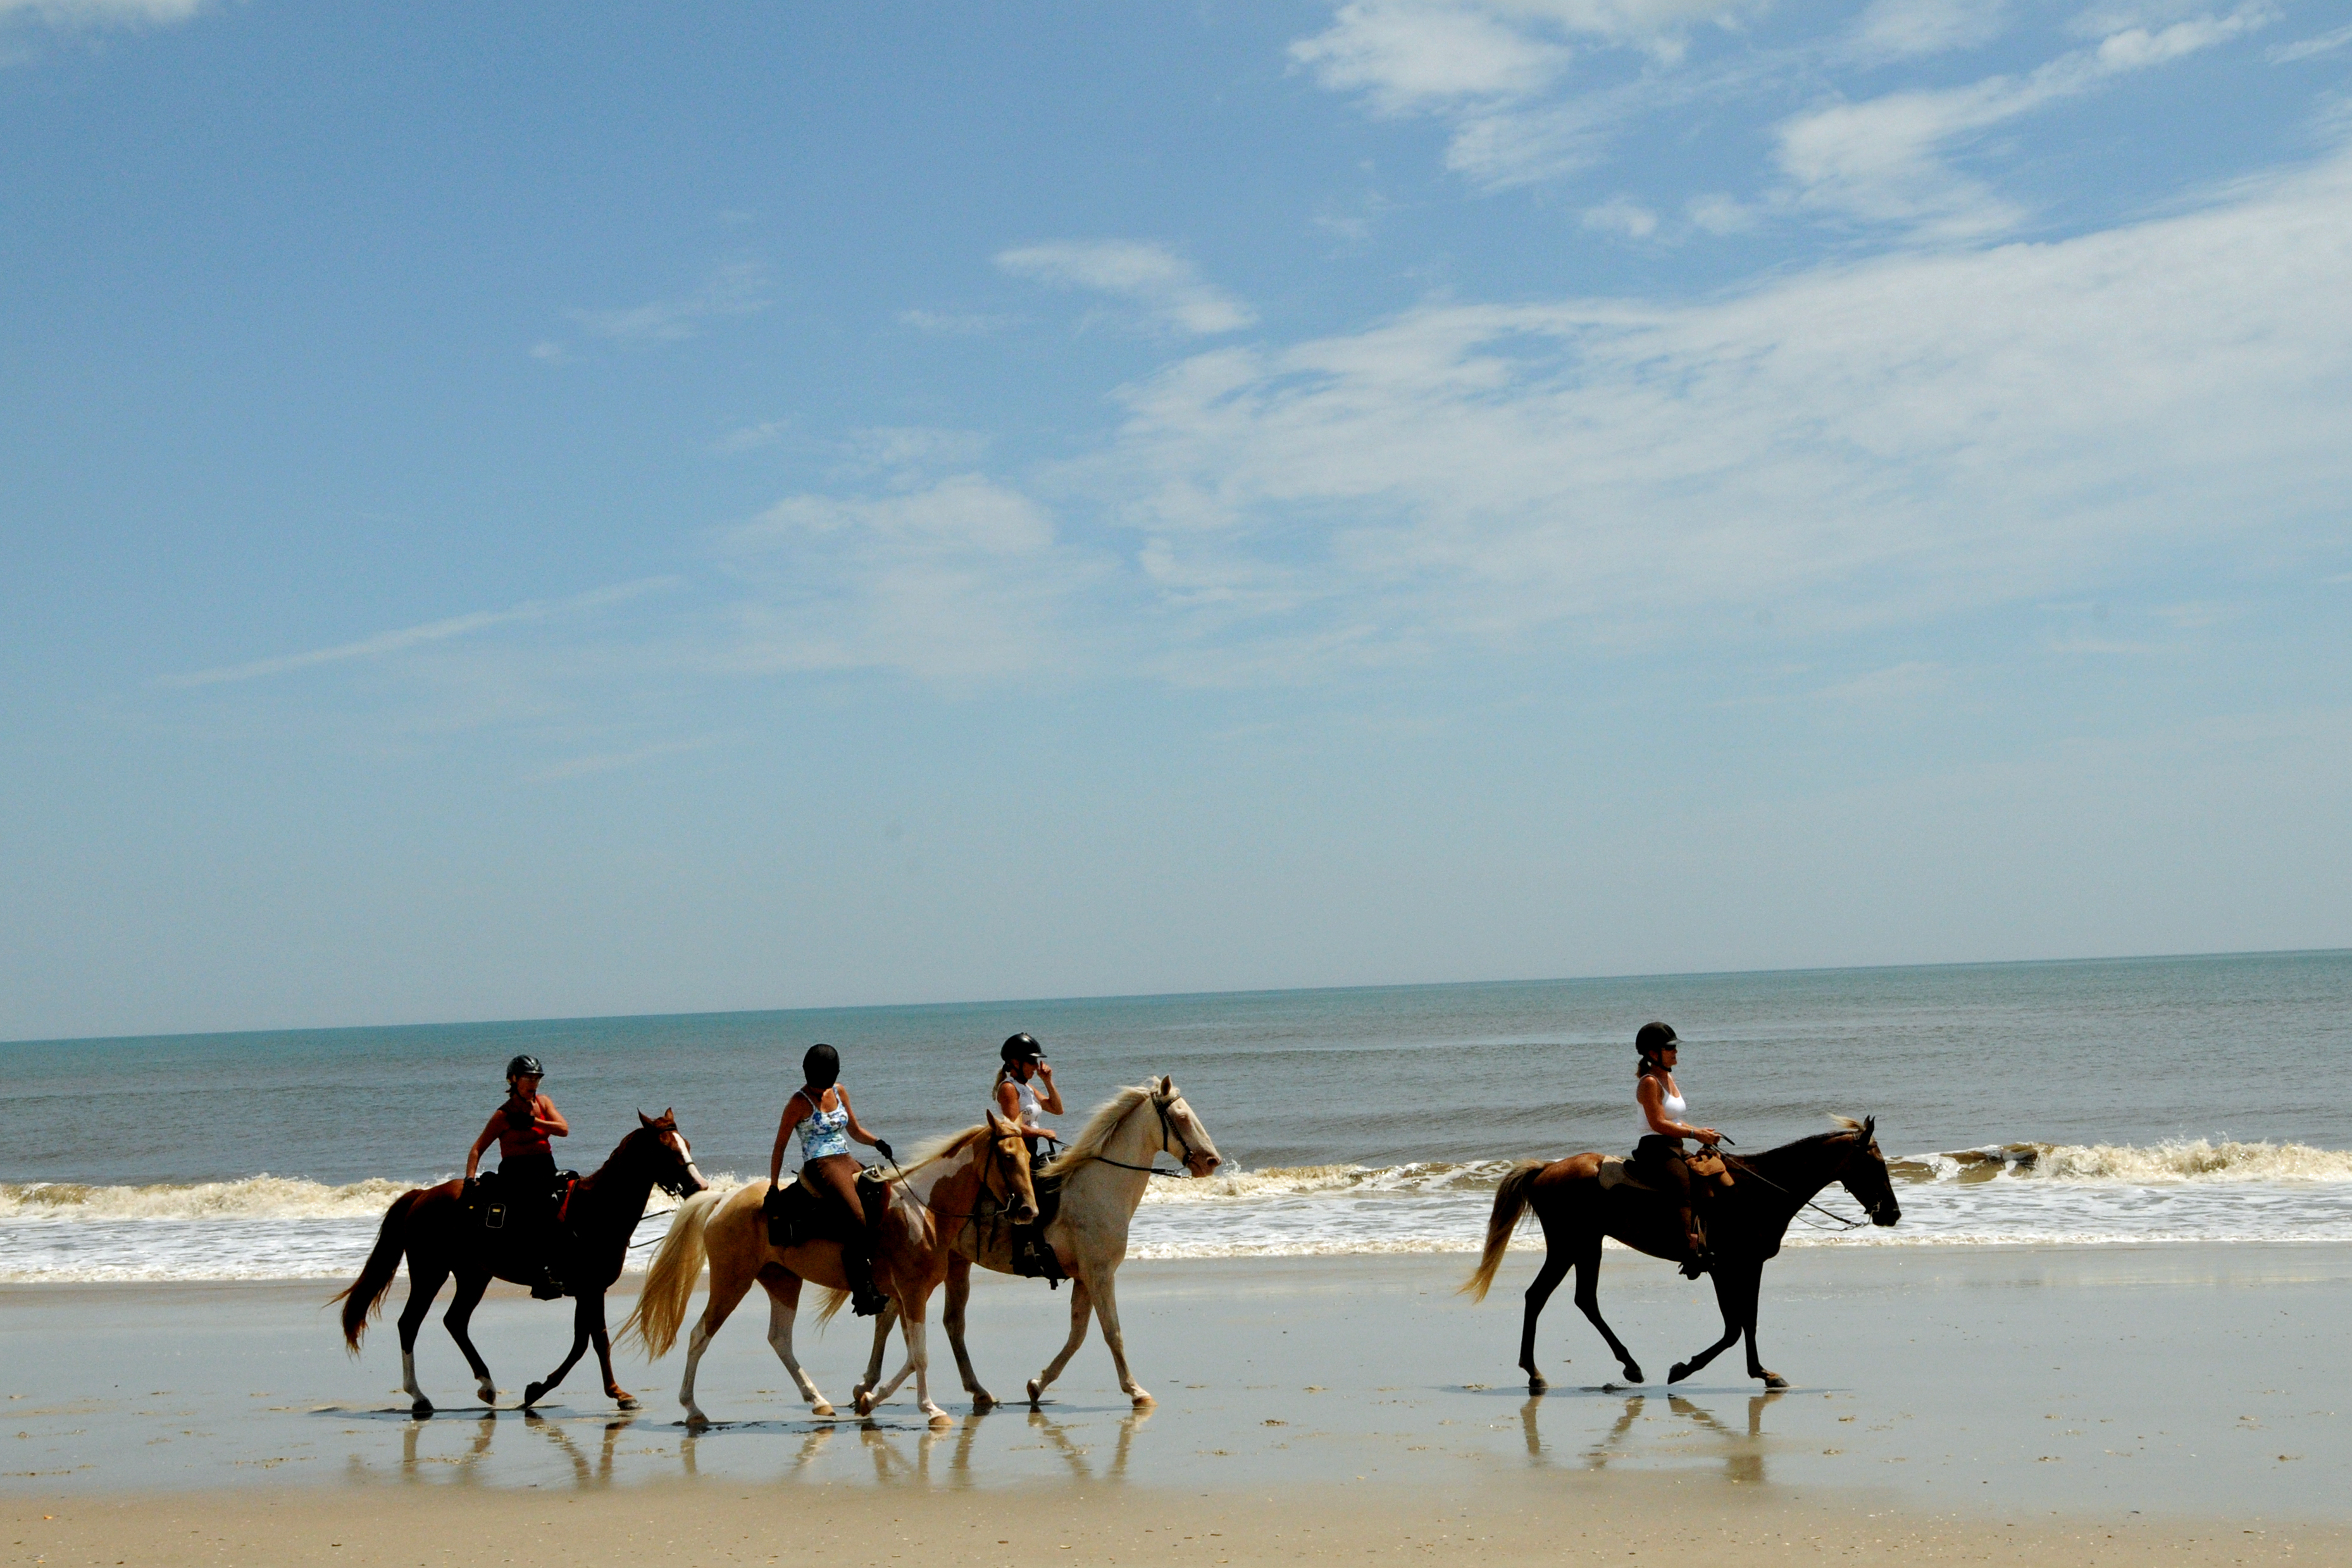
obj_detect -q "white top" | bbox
[1641,1078,1688,1141]
[1007,1073,1046,1130]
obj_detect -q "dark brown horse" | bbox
[1463,1117,1901,1391]
[332,1111,708,1414]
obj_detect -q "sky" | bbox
[3,0,2348,1042]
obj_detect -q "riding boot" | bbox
[1677,1207,1710,1279]
[842,1240,887,1317]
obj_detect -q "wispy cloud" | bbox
[159,579,681,688]
[568,261,771,346]
[995,240,1255,335]
[897,308,1021,335]
[1848,0,2011,63]
[0,0,203,25]
[1775,4,2278,235]
[2270,20,2352,63]
[528,732,735,783]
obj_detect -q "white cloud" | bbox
[1776,4,2276,235]
[1055,142,2352,668]
[572,261,769,345]
[1850,0,2012,61]
[2269,20,2352,64]
[0,0,201,24]
[1685,192,1758,232]
[840,426,992,473]
[715,476,1097,681]
[1582,194,1660,237]
[898,308,1020,335]
[1290,0,1574,110]
[995,240,1255,335]
[160,580,681,688]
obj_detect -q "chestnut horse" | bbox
[623,1112,1037,1428]
[332,1111,708,1414]
[1463,1117,1901,1391]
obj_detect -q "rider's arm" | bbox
[838,1090,884,1147]
[524,1095,569,1139]
[464,1114,503,1180]
[1033,1064,1064,1116]
[769,1092,809,1188]
[1638,1077,1718,1143]
[996,1078,1057,1139]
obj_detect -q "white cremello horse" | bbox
[848,1076,1221,1412]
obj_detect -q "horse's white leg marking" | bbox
[679,1321,712,1425]
[402,1350,430,1414]
[1088,1267,1151,1406]
[1028,1275,1094,1405]
[907,1316,952,1427]
[766,1295,833,1417]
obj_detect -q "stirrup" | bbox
[850,1286,887,1317]
[532,1272,567,1300]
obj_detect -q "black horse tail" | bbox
[1460,1160,1546,1302]
[330,1188,424,1352]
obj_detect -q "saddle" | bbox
[1596,1150,1732,1192]
[463,1168,580,1234]
[969,1164,1066,1284]
[762,1167,886,1250]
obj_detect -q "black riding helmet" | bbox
[506,1054,544,1082]
[1634,1021,1679,1069]
[1000,1033,1045,1067]
[803,1042,841,1090]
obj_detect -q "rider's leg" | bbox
[808,1155,885,1315]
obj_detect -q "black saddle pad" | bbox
[762,1171,872,1250]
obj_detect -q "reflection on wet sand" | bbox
[525,1410,639,1487]
[1519,1390,1783,1484]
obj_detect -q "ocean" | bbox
[4,950,2349,1282]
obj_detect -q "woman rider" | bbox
[1631,1022,1722,1278]
[464,1054,571,1298]
[993,1033,1064,1166]
[769,1043,894,1317]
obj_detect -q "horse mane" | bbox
[892,1123,993,1179]
[1041,1083,1158,1179]
[1828,1115,1864,1133]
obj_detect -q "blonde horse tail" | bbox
[812,1285,852,1327]
[620,1188,723,1358]
[329,1187,424,1353]
[1460,1160,1546,1302]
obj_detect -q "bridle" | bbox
[881,1126,1039,1226]
[1729,1129,1896,1230]
[1088,1092,1205,1178]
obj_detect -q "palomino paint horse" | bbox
[1463,1117,1901,1391]
[333,1111,708,1414]
[623,1111,1037,1428]
[849,1076,1221,1412]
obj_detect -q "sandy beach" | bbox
[8,1245,2349,1564]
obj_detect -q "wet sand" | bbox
[6,1245,2349,1562]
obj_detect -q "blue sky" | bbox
[4,0,2348,1040]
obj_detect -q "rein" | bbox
[878,1137,1035,1225]
[1724,1136,1875,1231]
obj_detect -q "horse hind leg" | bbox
[523,1293,597,1410]
[1517,1252,1569,1395]
[1027,1276,1094,1406]
[853,1297,898,1411]
[1569,1235,1644,1385]
[396,1260,450,1415]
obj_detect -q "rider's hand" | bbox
[1695,1127,1721,1145]
[874,1140,895,1162]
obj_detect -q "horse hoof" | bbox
[1623,1364,1645,1384]
[1024,1378,1044,1405]
[925,1407,955,1429]
[1762,1374,1788,1390]
[1667,1364,1692,1385]
[410,1398,434,1417]
[854,1391,876,1417]
[812,1402,835,1419]
[971,1391,997,1412]
[615,1394,640,1411]
[685,1410,709,1429]
[1129,1389,1155,1408]
[523,1381,548,1409]
[476,1383,497,1405]
[1528,1376,1547,1395]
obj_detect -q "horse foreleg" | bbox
[757,1276,834,1417]
[396,1262,449,1415]
[1026,1275,1094,1406]
[853,1297,898,1410]
[942,1257,993,1409]
[1668,1265,1747,1385]
[677,1255,759,1425]
[1570,1238,1644,1385]
[899,1295,952,1428]
[523,1293,595,1409]
[1728,1266,1783,1388]
[582,1293,635,1410]
[1085,1268,1150,1407]
[1517,1252,1569,1394]
[440,1271,498,1406]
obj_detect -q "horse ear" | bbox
[1862,1116,1876,1142]
[638,1110,654,1128]
[987,1108,1008,1135]
[1158,1074,1173,1096]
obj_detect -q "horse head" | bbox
[1152,1076,1222,1178]
[982,1109,1040,1225]
[635,1109,711,1199]
[1835,1115,1901,1227]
